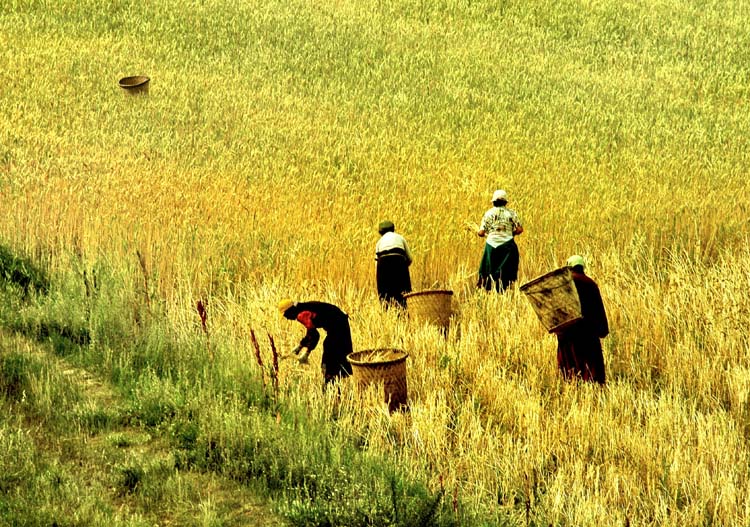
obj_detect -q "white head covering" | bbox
[566,255,585,269]
[492,189,508,203]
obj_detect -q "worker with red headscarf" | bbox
[278,299,353,385]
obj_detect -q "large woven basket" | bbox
[347,349,408,412]
[520,267,582,333]
[403,289,453,331]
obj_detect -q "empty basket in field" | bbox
[347,349,409,413]
[118,75,150,95]
[403,289,453,332]
[520,267,582,333]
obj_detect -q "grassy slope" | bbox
[0,329,285,527]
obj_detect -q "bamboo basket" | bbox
[520,267,582,333]
[403,289,453,332]
[118,75,150,95]
[347,349,408,412]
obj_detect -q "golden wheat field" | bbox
[2,0,750,524]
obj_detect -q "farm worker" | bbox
[554,255,609,384]
[375,220,413,308]
[278,299,353,385]
[473,189,524,291]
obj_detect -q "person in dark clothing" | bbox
[472,189,524,292]
[555,255,609,384]
[278,299,353,385]
[375,220,413,308]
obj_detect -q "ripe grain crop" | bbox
[2,0,750,524]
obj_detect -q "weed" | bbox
[0,244,49,296]
[0,352,33,401]
[117,464,145,495]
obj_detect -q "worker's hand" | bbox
[297,349,310,365]
[464,221,479,234]
[290,344,303,356]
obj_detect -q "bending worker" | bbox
[375,220,413,308]
[474,189,524,291]
[278,299,353,385]
[555,255,609,384]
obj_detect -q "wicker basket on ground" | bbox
[403,289,453,332]
[520,266,582,333]
[347,349,408,412]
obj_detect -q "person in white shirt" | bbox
[375,220,413,308]
[473,189,524,292]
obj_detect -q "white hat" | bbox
[566,255,585,269]
[492,189,508,202]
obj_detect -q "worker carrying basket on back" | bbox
[555,255,609,385]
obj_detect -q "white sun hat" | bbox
[492,189,508,202]
[566,255,585,269]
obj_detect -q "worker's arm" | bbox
[512,211,523,236]
[590,286,609,338]
[477,213,489,237]
[299,328,320,351]
[403,238,414,265]
[296,311,320,350]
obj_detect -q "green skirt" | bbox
[477,239,519,291]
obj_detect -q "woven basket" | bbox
[403,289,453,331]
[118,75,150,95]
[520,267,582,333]
[347,349,408,412]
